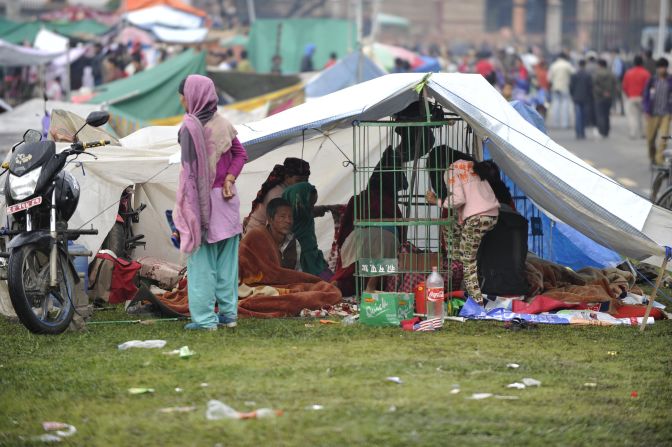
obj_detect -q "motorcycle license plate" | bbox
[6,197,42,215]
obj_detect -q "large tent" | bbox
[6,73,669,270]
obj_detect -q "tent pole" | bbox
[64,39,72,102]
[638,255,669,332]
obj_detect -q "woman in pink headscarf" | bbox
[173,74,248,330]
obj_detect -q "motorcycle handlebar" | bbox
[82,140,110,149]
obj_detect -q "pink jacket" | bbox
[441,160,499,224]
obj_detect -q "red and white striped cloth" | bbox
[413,318,443,331]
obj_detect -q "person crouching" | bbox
[425,160,500,304]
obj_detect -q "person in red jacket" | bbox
[622,55,651,139]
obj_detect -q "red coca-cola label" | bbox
[426,287,444,302]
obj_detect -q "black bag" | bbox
[477,210,529,295]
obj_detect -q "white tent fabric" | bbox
[151,25,209,43]
[124,6,204,29]
[33,29,68,53]
[0,99,102,134]
[0,39,64,67]
[1,73,669,272]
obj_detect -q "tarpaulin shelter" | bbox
[87,49,206,136]
[366,43,425,72]
[0,39,66,66]
[208,69,302,102]
[123,6,205,29]
[9,73,669,270]
[247,19,357,74]
[305,51,386,98]
[0,17,110,45]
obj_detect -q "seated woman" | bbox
[244,157,310,234]
[265,197,301,271]
[332,151,407,295]
[425,159,499,304]
[282,182,333,280]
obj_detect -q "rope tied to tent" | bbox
[301,127,355,169]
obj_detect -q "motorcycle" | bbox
[1,111,110,334]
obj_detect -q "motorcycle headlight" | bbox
[9,167,42,201]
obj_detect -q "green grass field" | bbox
[1,304,671,447]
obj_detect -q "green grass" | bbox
[1,307,671,446]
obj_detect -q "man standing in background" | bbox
[622,55,651,139]
[643,58,672,165]
[592,59,618,138]
[570,60,593,140]
[548,52,575,129]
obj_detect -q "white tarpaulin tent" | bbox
[2,73,670,271]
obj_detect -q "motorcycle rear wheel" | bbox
[8,244,75,334]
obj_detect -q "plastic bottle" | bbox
[425,267,445,320]
[206,400,240,420]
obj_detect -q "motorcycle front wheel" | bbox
[8,244,75,334]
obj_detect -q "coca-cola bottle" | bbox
[425,266,445,320]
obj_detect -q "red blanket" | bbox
[237,228,342,318]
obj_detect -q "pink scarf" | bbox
[173,75,234,254]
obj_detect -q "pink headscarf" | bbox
[173,74,232,254]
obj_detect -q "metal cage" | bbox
[350,108,475,298]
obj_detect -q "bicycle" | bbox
[651,136,672,210]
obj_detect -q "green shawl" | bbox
[282,182,328,276]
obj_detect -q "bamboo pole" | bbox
[639,256,669,332]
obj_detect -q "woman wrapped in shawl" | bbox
[173,74,249,330]
[281,182,333,280]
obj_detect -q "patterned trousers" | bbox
[447,215,498,303]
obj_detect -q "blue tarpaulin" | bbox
[483,100,623,270]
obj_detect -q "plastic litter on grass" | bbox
[506,363,520,369]
[306,404,324,411]
[206,400,282,420]
[386,376,403,384]
[521,378,541,387]
[159,406,197,414]
[128,388,155,395]
[507,382,527,389]
[118,340,167,350]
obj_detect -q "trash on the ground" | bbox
[306,404,324,410]
[200,383,209,387]
[583,382,597,388]
[521,378,541,387]
[32,434,62,443]
[206,400,282,420]
[42,422,76,438]
[468,393,493,400]
[507,382,526,389]
[444,316,465,322]
[450,388,461,395]
[342,315,358,325]
[179,346,195,359]
[304,323,315,328]
[506,363,520,369]
[244,401,257,407]
[386,376,403,384]
[159,406,197,414]
[118,340,167,350]
[206,400,240,420]
[128,387,155,394]
[493,395,520,400]
[631,391,638,398]
[174,387,183,393]
[319,319,338,325]
[388,405,397,412]
[607,351,618,356]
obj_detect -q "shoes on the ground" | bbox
[184,322,217,331]
[218,315,238,328]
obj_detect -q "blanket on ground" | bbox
[237,228,342,318]
[145,229,341,318]
[525,258,643,304]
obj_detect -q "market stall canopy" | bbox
[208,69,302,102]
[33,29,68,53]
[120,0,207,17]
[115,26,155,46]
[248,19,357,74]
[87,49,206,136]
[305,51,386,98]
[0,17,110,45]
